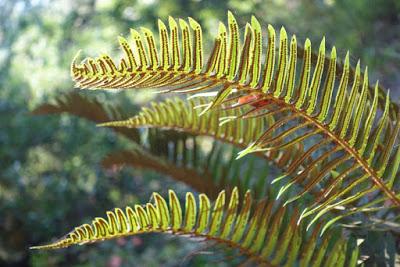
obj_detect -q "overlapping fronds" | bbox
[99,97,306,170]
[32,92,139,141]
[31,188,359,266]
[32,94,223,196]
[33,94,295,199]
[71,12,400,220]
[32,93,302,175]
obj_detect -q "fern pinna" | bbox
[32,11,400,265]
[70,12,400,220]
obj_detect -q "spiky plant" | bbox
[32,12,400,266]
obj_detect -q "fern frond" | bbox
[98,97,265,148]
[70,12,400,219]
[30,187,358,267]
[98,97,305,169]
[70,12,397,119]
[101,147,224,198]
[32,92,139,141]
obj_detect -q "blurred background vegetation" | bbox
[1,0,399,266]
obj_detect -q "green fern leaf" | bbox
[30,188,358,267]
[97,97,301,165]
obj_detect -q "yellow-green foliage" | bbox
[31,188,358,267]
[32,11,400,265]
[70,11,400,219]
[98,97,304,167]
